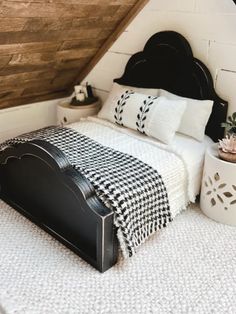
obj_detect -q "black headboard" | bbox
[114,31,228,142]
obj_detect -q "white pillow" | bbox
[159,89,213,141]
[113,82,159,96]
[145,96,187,144]
[98,83,159,121]
[98,83,159,122]
[98,89,187,144]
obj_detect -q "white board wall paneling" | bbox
[0,97,69,142]
[82,52,130,92]
[215,70,236,116]
[93,88,109,104]
[208,41,236,75]
[109,30,149,55]
[127,11,236,45]
[84,70,113,93]
[186,37,209,64]
[195,0,236,14]
[144,0,196,12]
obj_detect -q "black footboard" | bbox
[0,140,118,272]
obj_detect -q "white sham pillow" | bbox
[144,96,187,144]
[98,89,187,144]
[159,89,213,141]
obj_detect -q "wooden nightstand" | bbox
[200,144,236,226]
[57,100,101,126]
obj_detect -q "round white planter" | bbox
[200,144,236,226]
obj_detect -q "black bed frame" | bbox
[0,31,228,272]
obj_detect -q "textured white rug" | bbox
[0,200,236,314]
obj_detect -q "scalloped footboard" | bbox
[0,140,118,272]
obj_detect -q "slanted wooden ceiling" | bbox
[0,0,147,109]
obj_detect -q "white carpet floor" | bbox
[0,200,236,314]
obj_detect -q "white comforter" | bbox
[69,117,212,218]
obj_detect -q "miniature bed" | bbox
[0,31,227,272]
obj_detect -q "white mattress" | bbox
[69,117,213,214]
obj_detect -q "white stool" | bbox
[200,144,236,226]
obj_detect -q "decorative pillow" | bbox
[113,82,159,96]
[144,96,186,144]
[159,89,214,141]
[98,83,159,122]
[98,89,187,144]
[118,84,159,96]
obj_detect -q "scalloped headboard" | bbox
[114,31,228,142]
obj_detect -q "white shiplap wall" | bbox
[83,0,236,115]
[0,97,70,142]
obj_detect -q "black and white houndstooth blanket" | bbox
[0,126,172,257]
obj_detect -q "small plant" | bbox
[221,112,236,134]
[219,134,236,154]
[218,134,236,162]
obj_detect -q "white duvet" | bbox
[69,117,213,218]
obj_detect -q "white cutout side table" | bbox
[57,100,101,126]
[200,144,236,226]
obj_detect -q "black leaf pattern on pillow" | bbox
[114,90,134,126]
[136,96,157,134]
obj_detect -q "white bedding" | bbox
[69,117,213,217]
[171,132,213,200]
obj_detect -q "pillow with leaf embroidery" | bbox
[98,83,159,122]
[98,91,186,144]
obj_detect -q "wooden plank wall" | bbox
[0,0,145,109]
